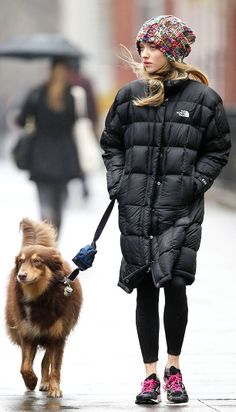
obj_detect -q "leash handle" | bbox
[92,198,116,245]
[68,268,80,281]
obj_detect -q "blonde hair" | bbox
[120,45,209,107]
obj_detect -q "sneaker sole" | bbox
[166,398,189,404]
[135,396,161,405]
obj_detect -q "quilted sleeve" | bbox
[194,101,231,195]
[100,94,126,199]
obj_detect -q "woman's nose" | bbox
[142,48,150,58]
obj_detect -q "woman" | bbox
[16,59,86,235]
[100,15,231,404]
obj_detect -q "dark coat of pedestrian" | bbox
[100,15,231,405]
[16,59,82,234]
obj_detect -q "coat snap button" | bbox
[150,235,154,239]
[125,278,130,283]
[157,181,161,186]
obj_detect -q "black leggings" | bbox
[136,274,188,363]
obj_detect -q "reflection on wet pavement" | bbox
[6,391,70,411]
[1,391,236,411]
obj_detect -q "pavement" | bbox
[0,159,235,411]
[207,184,236,211]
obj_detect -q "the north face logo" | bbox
[176,110,190,118]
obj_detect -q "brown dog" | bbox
[5,218,82,398]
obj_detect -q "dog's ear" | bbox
[15,254,22,272]
[20,218,57,248]
[42,247,64,275]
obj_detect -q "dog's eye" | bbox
[32,259,42,266]
[17,258,24,265]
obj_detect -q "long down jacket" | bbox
[100,79,231,293]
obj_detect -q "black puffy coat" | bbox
[100,79,231,293]
[17,84,82,183]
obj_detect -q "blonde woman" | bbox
[100,16,231,404]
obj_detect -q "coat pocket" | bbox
[193,176,205,198]
[116,172,127,201]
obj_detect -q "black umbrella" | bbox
[0,33,85,60]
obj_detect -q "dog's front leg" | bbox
[39,348,50,391]
[47,340,65,398]
[20,341,38,390]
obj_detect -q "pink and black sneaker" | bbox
[135,373,161,404]
[164,366,189,403]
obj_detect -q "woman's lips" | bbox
[143,61,152,66]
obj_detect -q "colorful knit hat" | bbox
[136,15,196,62]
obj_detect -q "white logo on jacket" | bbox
[176,110,190,118]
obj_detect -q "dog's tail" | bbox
[20,218,57,247]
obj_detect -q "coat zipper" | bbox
[149,98,168,263]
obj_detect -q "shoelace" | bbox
[141,379,158,393]
[164,373,183,392]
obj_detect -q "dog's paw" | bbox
[47,386,63,398]
[39,382,49,391]
[21,370,38,390]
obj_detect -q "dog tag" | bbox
[64,285,73,296]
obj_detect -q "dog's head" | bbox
[15,245,64,286]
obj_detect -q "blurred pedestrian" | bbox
[100,15,231,405]
[69,58,99,140]
[68,58,101,191]
[16,58,84,235]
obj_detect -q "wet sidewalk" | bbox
[0,160,235,411]
[0,393,235,411]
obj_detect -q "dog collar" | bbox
[54,274,75,297]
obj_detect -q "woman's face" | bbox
[139,42,168,73]
[51,63,69,83]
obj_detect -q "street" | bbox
[0,159,235,411]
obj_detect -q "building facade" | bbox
[60,0,236,109]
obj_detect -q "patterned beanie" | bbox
[136,15,196,62]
